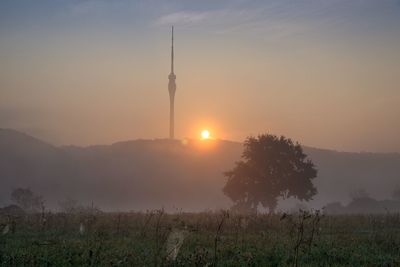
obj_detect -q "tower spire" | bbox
[168,26,177,139]
[171,26,174,74]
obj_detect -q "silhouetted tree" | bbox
[11,188,44,213]
[223,134,317,213]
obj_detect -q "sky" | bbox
[0,0,400,152]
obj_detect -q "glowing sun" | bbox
[201,130,210,139]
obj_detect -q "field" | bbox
[1,210,400,266]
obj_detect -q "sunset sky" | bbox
[1,0,400,152]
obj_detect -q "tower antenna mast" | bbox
[171,25,174,73]
[168,26,177,139]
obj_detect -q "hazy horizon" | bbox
[1,0,400,152]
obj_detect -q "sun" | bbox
[201,130,210,139]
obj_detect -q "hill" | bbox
[1,128,399,212]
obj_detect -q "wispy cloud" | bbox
[156,11,210,26]
[155,6,312,40]
[155,6,265,27]
[154,0,400,41]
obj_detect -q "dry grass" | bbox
[0,210,399,266]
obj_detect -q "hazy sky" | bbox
[1,0,400,152]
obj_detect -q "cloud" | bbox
[156,11,210,26]
[153,0,400,42]
[154,6,311,40]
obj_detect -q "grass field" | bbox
[1,210,400,266]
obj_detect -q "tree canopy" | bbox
[223,134,317,213]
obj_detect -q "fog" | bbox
[1,129,399,213]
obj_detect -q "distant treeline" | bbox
[325,198,400,214]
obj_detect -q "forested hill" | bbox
[1,128,399,211]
